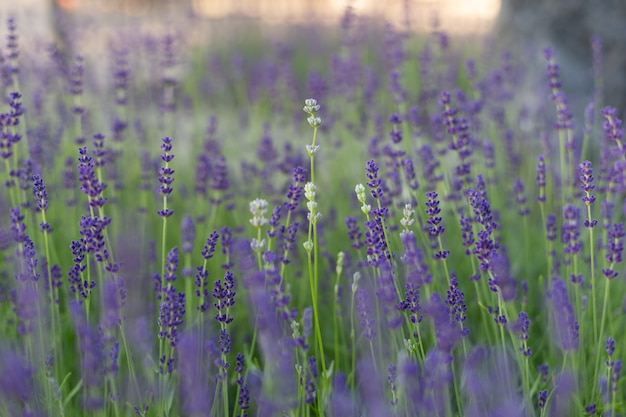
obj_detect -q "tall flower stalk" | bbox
[302,98,328,389]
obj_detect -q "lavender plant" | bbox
[1,8,625,417]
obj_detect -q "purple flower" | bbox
[365,159,383,199]
[424,292,462,352]
[77,147,107,208]
[213,270,236,324]
[603,223,625,278]
[266,205,281,238]
[180,215,195,254]
[467,188,499,272]
[606,336,616,361]
[0,347,36,407]
[234,352,250,413]
[158,247,185,348]
[92,133,106,168]
[543,48,574,132]
[346,216,363,249]
[387,363,398,406]
[512,178,529,216]
[425,191,449,259]
[10,279,39,335]
[548,278,579,351]
[70,300,106,408]
[401,157,419,190]
[389,112,403,144]
[611,359,622,392]
[546,213,557,241]
[101,277,125,330]
[178,331,213,414]
[446,274,468,336]
[284,166,306,211]
[363,214,388,267]
[562,205,582,254]
[537,389,548,408]
[356,288,375,341]
[579,161,597,221]
[538,363,549,382]
[400,230,432,285]
[210,155,230,197]
[602,106,624,153]
[157,137,175,218]
[304,356,317,403]
[536,155,547,202]
[510,311,531,356]
[32,173,48,212]
[280,221,299,265]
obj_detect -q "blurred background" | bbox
[1,0,624,113]
[0,0,501,38]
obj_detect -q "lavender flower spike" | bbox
[548,278,579,351]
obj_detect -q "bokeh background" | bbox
[1,0,500,36]
[2,0,624,116]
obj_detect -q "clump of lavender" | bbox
[8,12,626,417]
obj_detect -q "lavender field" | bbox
[0,6,624,417]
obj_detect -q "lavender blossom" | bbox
[180,215,195,254]
[70,300,105,409]
[603,223,625,278]
[548,278,579,351]
[401,157,419,190]
[389,112,403,144]
[467,188,499,273]
[157,136,175,218]
[356,287,375,341]
[446,274,468,336]
[537,389,548,408]
[77,146,107,208]
[346,216,363,249]
[365,159,383,199]
[425,191,449,259]
[562,205,582,254]
[512,178,529,216]
[606,336,616,363]
[158,247,185,348]
[536,154,547,202]
[510,311,531,356]
[178,331,213,414]
[579,161,597,228]
[602,106,624,157]
[611,359,622,392]
[213,270,236,324]
[0,347,37,412]
[424,292,462,352]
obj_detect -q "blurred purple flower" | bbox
[548,278,579,351]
